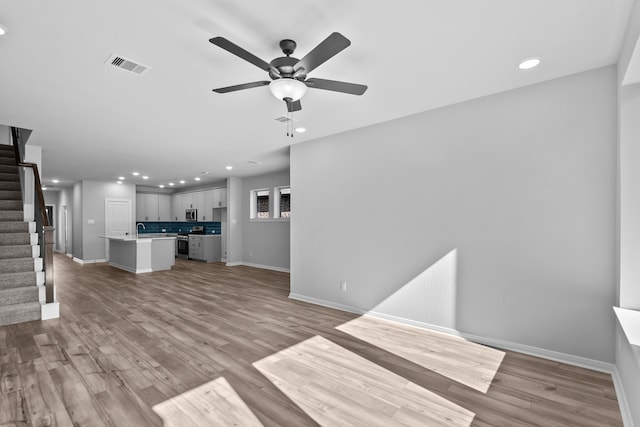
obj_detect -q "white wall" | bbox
[291,66,617,363]
[81,180,136,261]
[72,182,83,259]
[225,173,290,271]
[227,177,243,264]
[616,0,640,424]
[241,170,290,271]
[0,125,10,144]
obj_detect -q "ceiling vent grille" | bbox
[105,54,150,75]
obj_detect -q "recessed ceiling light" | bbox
[168,182,174,186]
[518,57,541,70]
[132,172,140,176]
[52,179,59,184]
[159,184,165,188]
[194,177,201,181]
[116,181,122,185]
[0,25,7,36]
[42,186,48,190]
[179,180,186,184]
[295,127,306,133]
[142,176,149,180]
[202,171,212,175]
[225,166,233,170]
[118,176,125,180]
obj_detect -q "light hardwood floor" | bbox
[0,254,623,426]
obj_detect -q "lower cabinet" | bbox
[188,236,221,262]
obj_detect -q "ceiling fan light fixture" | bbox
[269,78,307,101]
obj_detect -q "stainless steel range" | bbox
[176,226,206,260]
[176,234,189,259]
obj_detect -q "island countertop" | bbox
[100,235,176,242]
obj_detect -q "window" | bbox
[250,189,270,219]
[274,186,291,219]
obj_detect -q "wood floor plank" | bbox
[0,254,624,426]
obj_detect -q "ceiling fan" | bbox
[209,32,368,112]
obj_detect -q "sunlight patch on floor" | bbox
[336,316,505,393]
[253,335,475,426]
[152,376,263,427]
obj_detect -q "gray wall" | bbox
[241,171,290,270]
[291,66,617,363]
[616,0,640,424]
[81,180,136,261]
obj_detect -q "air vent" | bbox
[274,116,295,123]
[105,54,150,75]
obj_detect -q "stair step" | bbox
[0,301,41,326]
[0,221,29,233]
[0,157,15,165]
[0,164,18,174]
[0,245,33,259]
[0,190,21,200]
[0,146,14,157]
[0,211,23,222]
[0,180,21,190]
[0,271,37,289]
[0,172,20,182]
[0,232,31,246]
[0,258,36,274]
[0,200,22,210]
[0,286,39,307]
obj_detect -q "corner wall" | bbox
[616,0,640,424]
[291,66,617,363]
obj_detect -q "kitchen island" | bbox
[100,235,176,274]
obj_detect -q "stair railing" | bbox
[11,127,55,304]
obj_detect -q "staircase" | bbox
[0,144,42,326]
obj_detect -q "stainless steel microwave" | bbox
[185,208,197,221]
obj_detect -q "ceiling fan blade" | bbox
[294,32,351,75]
[209,37,273,73]
[212,81,270,93]
[286,99,302,112]
[304,78,368,95]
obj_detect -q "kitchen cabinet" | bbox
[171,193,183,221]
[158,195,171,221]
[136,194,145,222]
[136,193,171,221]
[213,188,227,207]
[188,235,221,262]
[196,191,207,221]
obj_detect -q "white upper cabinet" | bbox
[213,188,227,208]
[138,187,227,222]
[171,193,183,221]
[158,195,171,221]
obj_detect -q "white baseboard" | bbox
[288,293,617,375]
[226,261,290,273]
[72,258,107,265]
[610,367,634,427]
[41,301,60,320]
[108,262,151,274]
[65,253,73,258]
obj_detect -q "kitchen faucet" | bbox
[136,223,146,238]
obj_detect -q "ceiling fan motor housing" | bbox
[269,56,305,80]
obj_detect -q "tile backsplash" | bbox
[137,221,222,235]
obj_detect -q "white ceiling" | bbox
[0,0,633,190]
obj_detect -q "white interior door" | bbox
[105,199,132,260]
